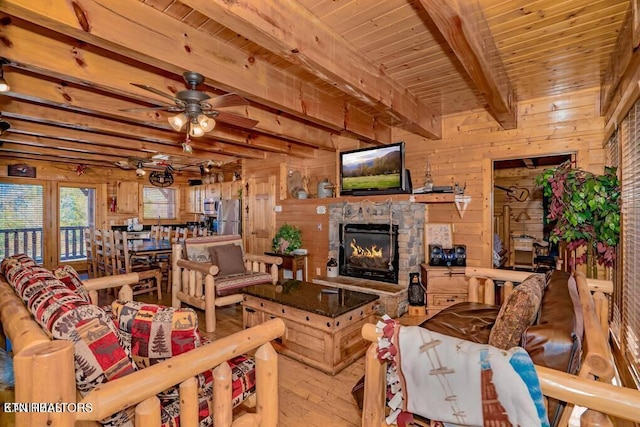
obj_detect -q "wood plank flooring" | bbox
[136,292,364,426]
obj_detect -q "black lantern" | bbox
[408,272,425,306]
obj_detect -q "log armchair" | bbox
[172,235,282,332]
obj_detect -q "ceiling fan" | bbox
[122,71,259,137]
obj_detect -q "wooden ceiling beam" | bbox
[2,70,315,158]
[180,0,441,139]
[1,100,241,162]
[0,0,392,143]
[417,0,517,129]
[5,117,242,163]
[0,19,341,151]
[0,138,131,164]
[0,152,119,170]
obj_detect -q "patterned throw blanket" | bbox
[377,317,549,427]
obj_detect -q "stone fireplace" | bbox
[318,201,425,317]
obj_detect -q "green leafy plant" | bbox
[272,223,302,254]
[535,161,620,276]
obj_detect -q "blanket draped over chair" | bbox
[376,318,549,427]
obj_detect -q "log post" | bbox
[593,291,609,335]
[213,362,233,427]
[188,270,197,296]
[503,281,514,303]
[134,396,161,427]
[468,277,479,303]
[118,284,133,301]
[179,377,199,427]
[205,275,216,332]
[362,343,385,427]
[13,340,75,427]
[484,278,495,305]
[256,342,278,427]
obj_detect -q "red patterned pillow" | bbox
[0,254,36,276]
[111,300,202,369]
[53,265,91,302]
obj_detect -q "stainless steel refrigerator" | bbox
[216,199,241,235]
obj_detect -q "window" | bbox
[0,183,44,262]
[143,187,177,220]
[59,186,96,261]
[616,100,640,384]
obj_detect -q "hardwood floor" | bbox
[136,292,365,426]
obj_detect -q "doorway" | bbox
[492,154,572,271]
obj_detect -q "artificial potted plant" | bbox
[272,223,302,254]
[535,161,620,277]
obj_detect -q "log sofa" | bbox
[172,235,282,332]
[356,269,640,426]
[0,254,285,427]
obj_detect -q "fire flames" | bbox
[350,238,383,259]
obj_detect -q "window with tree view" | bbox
[143,187,177,220]
[0,183,44,262]
[59,186,95,262]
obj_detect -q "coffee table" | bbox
[242,280,379,375]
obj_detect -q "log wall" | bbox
[257,87,606,280]
[400,87,605,267]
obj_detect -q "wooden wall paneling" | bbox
[400,87,606,269]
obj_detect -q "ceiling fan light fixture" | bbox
[168,113,188,131]
[188,122,205,138]
[197,114,216,132]
[135,161,146,177]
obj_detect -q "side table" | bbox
[264,252,308,282]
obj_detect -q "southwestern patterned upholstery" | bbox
[1,255,260,427]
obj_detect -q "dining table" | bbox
[128,238,173,257]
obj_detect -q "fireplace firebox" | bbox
[339,223,399,284]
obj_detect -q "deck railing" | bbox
[0,226,87,262]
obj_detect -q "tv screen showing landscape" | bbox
[340,142,405,195]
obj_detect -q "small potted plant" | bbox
[272,223,302,254]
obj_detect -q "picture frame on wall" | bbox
[8,164,36,178]
[425,223,453,249]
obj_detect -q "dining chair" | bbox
[174,227,189,242]
[101,229,117,276]
[83,228,98,278]
[93,229,108,277]
[113,231,162,299]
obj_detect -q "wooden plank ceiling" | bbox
[0,0,628,173]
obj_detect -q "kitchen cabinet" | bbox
[186,185,204,214]
[420,264,468,315]
[116,181,139,214]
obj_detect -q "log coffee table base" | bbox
[241,280,379,375]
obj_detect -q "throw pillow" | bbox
[207,243,234,267]
[488,276,544,349]
[213,244,246,276]
[53,265,91,302]
[111,300,202,369]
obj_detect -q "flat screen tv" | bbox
[339,142,410,196]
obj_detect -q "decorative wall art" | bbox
[8,164,36,178]
[425,223,453,249]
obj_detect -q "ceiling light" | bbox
[199,165,208,176]
[197,114,216,132]
[0,63,9,93]
[135,162,146,177]
[168,113,188,131]
[188,122,205,138]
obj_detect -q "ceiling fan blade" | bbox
[130,83,181,102]
[213,111,259,129]
[208,93,250,109]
